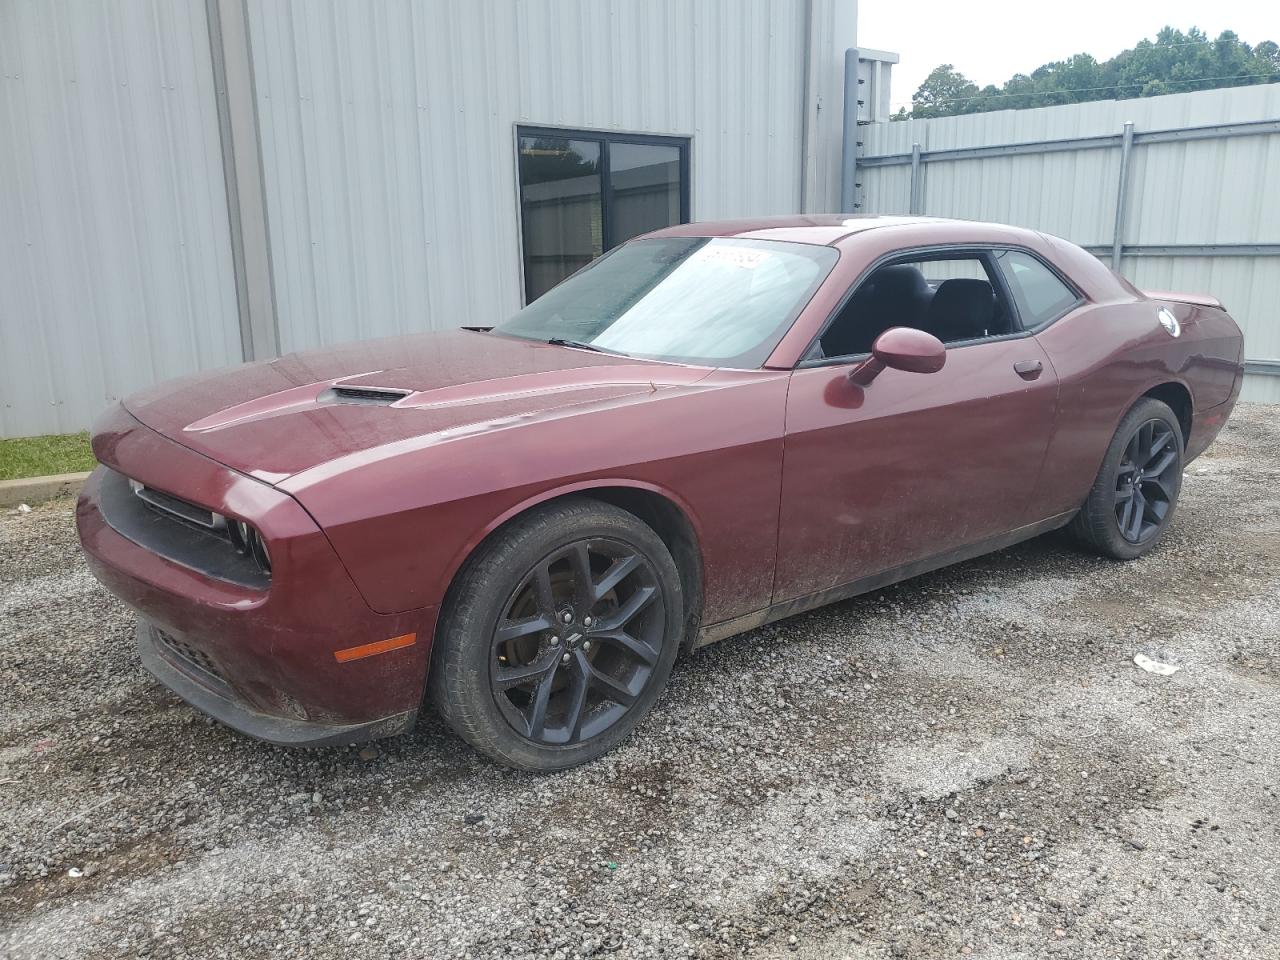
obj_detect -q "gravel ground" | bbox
[2,403,1278,959]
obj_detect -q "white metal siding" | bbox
[0,0,855,436]
[246,0,821,354]
[0,0,241,438]
[860,86,1280,402]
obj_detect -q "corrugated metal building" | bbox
[0,0,860,438]
[858,85,1280,403]
[0,0,243,439]
[8,3,1274,439]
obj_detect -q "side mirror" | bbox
[849,327,946,386]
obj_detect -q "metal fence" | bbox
[857,85,1280,403]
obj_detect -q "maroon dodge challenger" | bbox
[77,216,1244,769]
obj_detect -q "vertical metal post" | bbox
[1111,121,1135,272]
[909,142,922,214]
[205,0,279,361]
[840,48,860,212]
[798,0,816,213]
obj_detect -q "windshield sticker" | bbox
[691,246,771,270]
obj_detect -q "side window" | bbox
[817,252,1015,360]
[994,250,1080,328]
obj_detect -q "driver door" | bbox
[772,251,1060,604]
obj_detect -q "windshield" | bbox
[493,237,838,367]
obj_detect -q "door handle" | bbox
[1013,359,1043,380]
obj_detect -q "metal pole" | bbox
[1111,120,1135,272]
[840,48,859,212]
[909,142,922,214]
[204,0,279,361]
[798,0,816,213]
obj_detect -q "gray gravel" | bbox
[2,403,1278,959]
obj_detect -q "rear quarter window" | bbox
[994,250,1080,328]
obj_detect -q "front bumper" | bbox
[138,619,414,746]
[77,404,438,743]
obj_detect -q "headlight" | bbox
[121,473,273,587]
[226,517,272,574]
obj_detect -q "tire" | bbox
[429,498,684,771]
[1068,397,1184,560]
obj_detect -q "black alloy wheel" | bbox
[430,498,683,770]
[491,539,665,745]
[1069,396,1184,560]
[1113,419,1180,544]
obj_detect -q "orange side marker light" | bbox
[333,632,417,663]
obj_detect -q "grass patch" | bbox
[0,433,96,481]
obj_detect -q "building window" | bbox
[517,126,690,302]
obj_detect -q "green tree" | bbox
[910,64,980,118]
[895,25,1279,119]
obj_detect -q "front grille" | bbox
[129,479,219,530]
[97,469,270,590]
[156,629,228,691]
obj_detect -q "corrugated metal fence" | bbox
[859,85,1280,403]
[4,7,1277,438]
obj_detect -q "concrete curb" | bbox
[0,471,91,508]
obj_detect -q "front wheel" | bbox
[1068,397,1184,560]
[429,499,683,770]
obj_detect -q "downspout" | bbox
[840,47,860,212]
[799,0,815,213]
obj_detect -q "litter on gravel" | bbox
[1133,653,1181,676]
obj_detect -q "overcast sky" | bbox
[858,0,1280,111]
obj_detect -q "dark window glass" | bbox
[607,142,682,246]
[518,137,603,303]
[494,237,837,368]
[994,249,1080,327]
[817,253,1015,359]
[518,128,689,302]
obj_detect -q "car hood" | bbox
[124,330,711,484]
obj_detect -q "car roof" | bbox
[644,214,1042,248]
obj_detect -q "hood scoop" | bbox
[326,384,411,406]
[177,362,703,443]
[182,372,392,433]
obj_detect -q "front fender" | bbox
[284,371,791,623]
[434,477,708,607]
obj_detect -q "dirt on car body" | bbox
[2,403,1278,959]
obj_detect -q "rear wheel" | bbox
[430,499,683,770]
[1069,397,1184,559]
